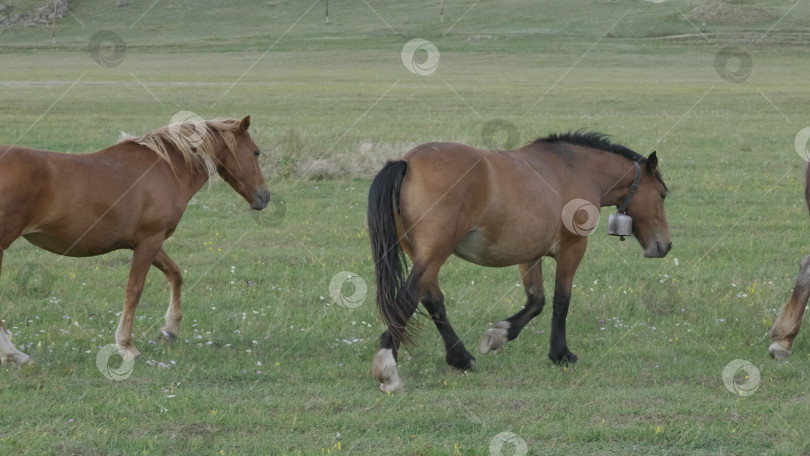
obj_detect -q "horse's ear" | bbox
[646,151,658,173]
[239,115,251,133]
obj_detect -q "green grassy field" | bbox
[2,0,810,454]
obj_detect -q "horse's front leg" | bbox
[479,260,545,354]
[548,242,586,364]
[0,252,29,365]
[115,240,162,361]
[0,318,29,366]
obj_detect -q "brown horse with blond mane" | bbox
[368,131,671,392]
[0,116,270,365]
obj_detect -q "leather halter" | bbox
[617,161,642,213]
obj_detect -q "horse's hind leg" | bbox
[0,253,30,365]
[372,269,421,393]
[770,255,810,360]
[422,284,476,371]
[479,260,545,354]
[373,258,468,392]
[152,248,183,343]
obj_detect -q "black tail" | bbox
[368,160,410,345]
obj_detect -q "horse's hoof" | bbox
[379,377,404,393]
[447,351,476,371]
[549,349,578,364]
[479,322,510,354]
[14,352,31,365]
[161,329,177,344]
[769,342,791,361]
[120,346,141,362]
[1,352,30,366]
[372,348,404,393]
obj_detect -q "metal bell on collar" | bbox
[607,212,633,240]
[607,161,641,241]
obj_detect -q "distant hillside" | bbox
[0,0,807,49]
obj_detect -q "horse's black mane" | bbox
[535,130,668,191]
[535,130,644,163]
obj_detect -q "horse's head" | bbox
[215,116,271,210]
[624,152,671,258]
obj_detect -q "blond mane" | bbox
[120,119,241,177]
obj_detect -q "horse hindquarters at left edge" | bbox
[368,133,671,392]
[0,116,271,366]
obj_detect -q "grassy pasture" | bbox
[2,0,810,454]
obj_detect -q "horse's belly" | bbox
[454,229,544,267]
[22,232,128,257]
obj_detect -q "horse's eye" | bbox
[254,150,260,157]
[660,193,667,201]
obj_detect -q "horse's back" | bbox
[0,146,53,196]
[0,145,48,168]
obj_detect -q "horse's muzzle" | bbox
[251,190,271,210]
[644,241,672,258]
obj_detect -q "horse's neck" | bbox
[572,149,637,208]
[176,150,215,199]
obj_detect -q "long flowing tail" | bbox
[368,160,409,344]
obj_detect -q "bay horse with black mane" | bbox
[0,116,270,365]
[368,131,671,392]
